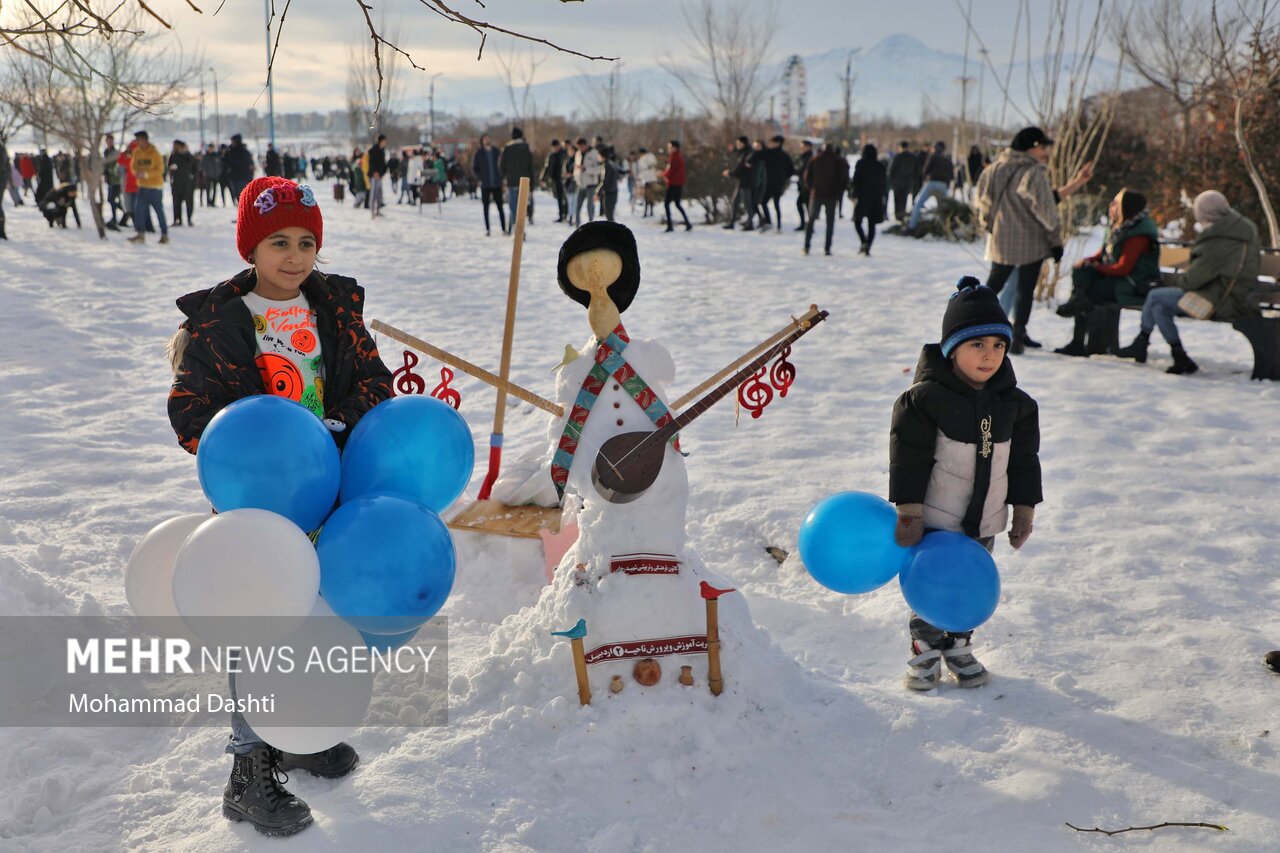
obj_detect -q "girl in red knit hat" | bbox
[166,176,392,837]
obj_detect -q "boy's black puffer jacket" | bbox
[889,344,1041,538]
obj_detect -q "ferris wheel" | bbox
[780,55,807,137]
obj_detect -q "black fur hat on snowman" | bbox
[557,221,641,313]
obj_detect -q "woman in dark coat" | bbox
[850,144,887,256]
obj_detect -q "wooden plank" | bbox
[371,319,564,418]
[448,500,562,539]
[1159,246,1191,269]
[1257,252,1280,281]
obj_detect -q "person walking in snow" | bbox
[472,134,506,235]
[500,127,536,232]
[973,126,1092,353]
[906,141,954,232]
[126,131,169,245]
[890,277,1042,691]
[661,140,692,232]
[849,143,887,256]
[167,176,392,837]
[541,138,569,222]
[722,136,757,231]
[802,143,848,256]
[887,141,916,222]
[794,138,814,231]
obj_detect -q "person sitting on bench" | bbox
[1054,188,1160,357]
[1114,190,1261,375]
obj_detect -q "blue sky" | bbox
[167,0,1111,116]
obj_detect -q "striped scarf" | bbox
[551,323,680,500]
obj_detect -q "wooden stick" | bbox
[570,636,591,705]
[493,176,531,436]
[1065,821,1228,837]
[706,598,724,696]
[671,305,823,411]
[370,319,563,417]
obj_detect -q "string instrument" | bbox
[591,308,829,504]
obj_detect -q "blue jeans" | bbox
[998,268,1018,315]
[908,180,949,230]
[1140,286,1189,346]
[226,650,263,755]
[133,187,167,235]
[508,186,533,229]
[573,185,595,225]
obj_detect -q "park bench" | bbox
[1081,244,1280,380]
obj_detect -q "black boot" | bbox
[1113,330,1149,363]
[1009,326,1027,355]
[277,742,359,779]
[222,745,314,837]
[1054,315,1091,357]
[1166,344,1199,375]
[1266,651,1280,673]
[1055,292,1094,318]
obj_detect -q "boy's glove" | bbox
[894,503,925,548]
[1008,505,1035,549]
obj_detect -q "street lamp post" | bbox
[428,73,442,145]
[263,0,276,148]
[209,67,221,143]
[199,72,206,150]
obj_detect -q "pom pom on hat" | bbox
[940,276,1013,357]
[235,176,323,262]
[556,221,640,313]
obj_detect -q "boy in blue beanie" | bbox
[889,277,1043,690]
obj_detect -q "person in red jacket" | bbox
[18,153,36,196]
[661,139,692,232]
[118,141,139,228]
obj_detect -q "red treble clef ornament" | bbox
[391,350,427,396]
[430,366,462,410]
[736,364,773,419]
[769,345,796,398]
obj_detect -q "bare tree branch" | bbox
[1066,821,1229,836]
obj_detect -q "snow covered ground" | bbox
[1,185,1278,852]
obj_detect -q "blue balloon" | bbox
[316,494,455,634]
[359,626,420,652]
[899,531,1001,633]
[340,395,475,512]
[196,395,340,532]
[798,492,913,594]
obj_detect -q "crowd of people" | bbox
[5,123,1266,379]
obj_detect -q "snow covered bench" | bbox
[1083,246,1280,379]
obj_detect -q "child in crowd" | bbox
[889,277,1042,691]
[167,175,393,836]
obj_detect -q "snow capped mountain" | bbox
[437,33,1130,128]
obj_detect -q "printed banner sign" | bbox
[609,553,682,576]
[584,634,708,665]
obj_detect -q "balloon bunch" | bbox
[798,492,1000,633]
[126,394,475,752]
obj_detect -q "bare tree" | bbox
[660,0,781,135]
[578,62,643,143]
[958,0,1126,299]
[1199,0,1280,245]
[494,43,548,136]
[1113,0,1223,149]
[347,17,406,142]
[0,7,199,238]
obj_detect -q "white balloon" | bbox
[240,596,373,754]
[125,514,208,636]
[173,509,319,648]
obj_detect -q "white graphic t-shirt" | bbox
[241,290,326,418]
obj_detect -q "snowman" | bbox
[495,222,742,690]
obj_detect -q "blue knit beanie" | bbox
[940,276,1013,357]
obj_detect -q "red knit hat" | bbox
[236,177,323,262]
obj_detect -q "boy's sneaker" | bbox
[905,639,942,691]
[222,744,313,837]
[943,637,990,688]
[277,742,359,779]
